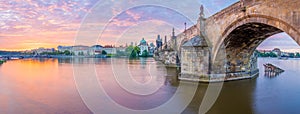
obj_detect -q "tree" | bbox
[126,46,140,58]
[257,51,268,57]
[125,46,134,53]
[102,50,107,55]
[134,46,140,55]
[295,52,300,58]
[129,50,138,58]
[140,50,148,57]
[116,50,126,57]
[78,52,84,56]
[57,51,64,55]
[64,50,71,55]
[289,53,295,58]
[269,52,277,57]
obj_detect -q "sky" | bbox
[0,0,299,52]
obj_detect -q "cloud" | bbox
[0,0,298,51]
[0,0,93,32]
[257,33,300,51]
[125,10,141,20]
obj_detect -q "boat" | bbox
[278,57,288,60]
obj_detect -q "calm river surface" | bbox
[0,57,300,114]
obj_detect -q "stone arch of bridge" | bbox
[212,15,300,73]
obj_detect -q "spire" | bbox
[184,22,187,31]
[165,35,167,44]
[164,35,168,49]
[172,28,175,37]
[172,27,176,39]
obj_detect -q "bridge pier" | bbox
[177,35,259,82]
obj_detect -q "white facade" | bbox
[91,45,104,55]
[139,45,149,55]
[149,43,155,56]
[138,38,149,56]
[57,46,72,52]
[57,45,119,56]
[72,45,93,56]
[103,48,117,54]
[33,48,55,54]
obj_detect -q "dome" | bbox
[140,38,147,45]
[150,43,155,47]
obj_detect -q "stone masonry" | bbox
[156,0,300,82]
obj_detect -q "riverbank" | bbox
[49,55,152,59]
[0,60,5,64]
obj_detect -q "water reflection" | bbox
[95,58,175,110]
[0,58,299,113]
[264,71,282,77]
[263,63,285,78]
[0,58,91,114]
[57,57,110,64]
[139,57,147,66]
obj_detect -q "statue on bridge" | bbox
[200,5,204,18]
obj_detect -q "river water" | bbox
[0,57,299,114]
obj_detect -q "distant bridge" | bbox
[155,0,300,82]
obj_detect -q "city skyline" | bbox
[1,0,299,52]
[1,1,300,113]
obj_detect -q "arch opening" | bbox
[213,22,294,75]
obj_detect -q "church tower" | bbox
[164,35,167,49]
[156,34,162,49]
[172,28,176,39]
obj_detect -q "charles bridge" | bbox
[154,0,300,82]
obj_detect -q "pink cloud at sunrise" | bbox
[0,0,299,51]
[0,0,93,51]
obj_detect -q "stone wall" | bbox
[180,47,210,80]
[163,51,177,66]
[154,50,178,67]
